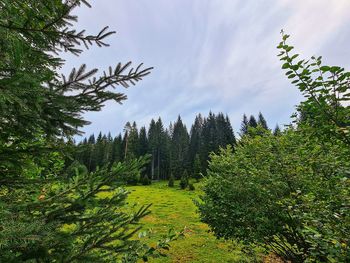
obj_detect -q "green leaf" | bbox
[282,63,290,69]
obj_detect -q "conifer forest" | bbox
[1,1,349,262]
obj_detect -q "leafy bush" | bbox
[188,183,195,191]
[197,33,350,263]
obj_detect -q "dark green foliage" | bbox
[168,173,175,187]
[75,111,238,182]
[180,170,189,189]
[199,112,236,173]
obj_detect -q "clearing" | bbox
[126,181,256,263]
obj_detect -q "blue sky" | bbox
[62,0,350,137]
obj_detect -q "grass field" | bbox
[126,181,260,263]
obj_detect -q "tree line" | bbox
[73,112,278,181]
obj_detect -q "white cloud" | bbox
[64,0,350,137]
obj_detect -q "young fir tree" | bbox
[0,1,178,262]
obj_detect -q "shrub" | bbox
[168,174,175,187]
[180,170,189,189]
[197,33,350,262]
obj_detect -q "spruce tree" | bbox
[170,116,189,178]
[139,126,149,157]
[180,170,189,189]
[188,114,203,173]
[0,1,163,261]
[109,134,123,168]
[248,115,258,128]
[200,112,217,171]
[257,112,269,130]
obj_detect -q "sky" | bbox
[62,0,350,138]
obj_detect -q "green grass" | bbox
[125,181,257,263]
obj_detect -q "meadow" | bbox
[126,181,260,263]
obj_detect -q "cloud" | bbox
[62,0,350,138]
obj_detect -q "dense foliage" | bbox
[197,33,350,262]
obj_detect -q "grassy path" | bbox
[126,181,252,263]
